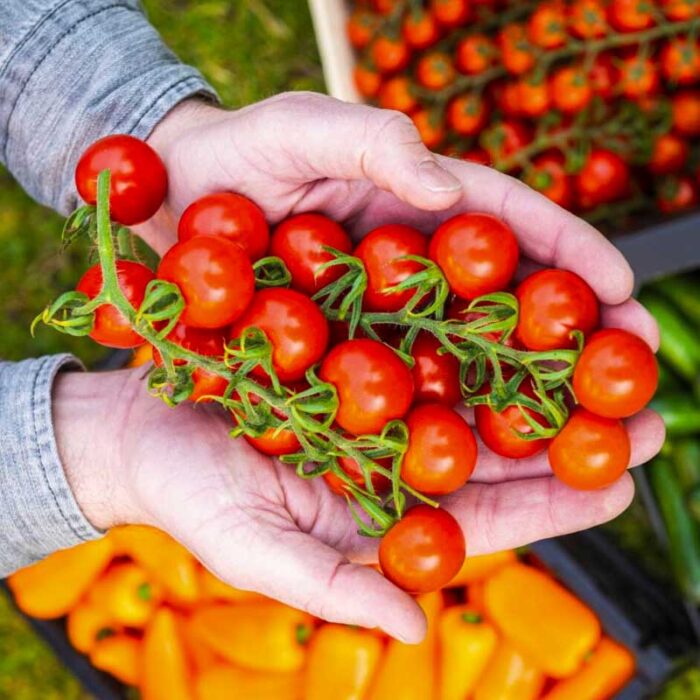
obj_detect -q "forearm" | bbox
[0,0,217,216]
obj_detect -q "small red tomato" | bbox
[354,65,382,99]
[416,52,457,90]
[456,34,497,74]
[378,76,418,113]
[177,193,269,262]
[319,339,414,435]
[230,288,329,384]
[347,8,379,49]
[518,77,551,118]
[410,331,462,406]
[528,2,567,49]
[608,0,655,31]
[372,0,399,14]
[76,261,154,348]
[672,90,700,135]
[245,428,300,456]
[492,81,523,118]
[475,378,551,459]
[662,0,700,20]
[462,147,492,166]
[403,9,441,49]
[587,53,618,101]
[75,135,167,226]
[379,505,465,592]
[355,224,428,312]
[412,109,446,149]
[481,120,532,167]
[270,213,352,295]
[372,35,411,74]
[324,456,392,496]
[515,269,600,351]
[430,0,471,27]
[549,408,631,490]
[550,66,593,114]
[661,38,700,86]
[573,328,658,418]
[402,403,477,495]
[657,174,700,213]
[499,23,536,76]
[574,149,629,209]
[619,54,659,99]
[158,237,254,329]
[569,0,609,38]
[152,323,229,402]
[429,213,519,300]
[524,152,573,208]
[648,133,689,175]
[447,93,489,136]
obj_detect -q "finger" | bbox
[442,472,635,555]
[600,297,660,351]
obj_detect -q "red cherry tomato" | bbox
[515,269,600,351]
[76,261,154,348]
[324,456,392,496]
[403,8,441,50]
[402,403,477,495]
[371,35,411,74]
[244,427,301,456]
[319,339,414,436]
[462,147,492,166]
[447,94,489,136]
[347,8,380,49]
[517,77,551,118]
[75,135,167,226]
[569,0,608,38]
[608,0,655,31]
[672,90,700,136]
[662,0,700,20]
[661,37,700,86]
[354,65,383,99]
[378,77,419,113]
[429,213,519,301]
[524,152,573,208]
[430,0,471,27]
[528,2,567,49]
[230,288,329,384]
[158,237,255,329]
[481,120,532,167]
[177,193,269,262]
[619,54,660,98]
[550,66,593,114]
[499,24,536,75]
[549,408,631,490]
[410,331,462,406]
[416,52,456,90]
[270,213,352,295]
[574,149,629,209]
[573,328,658,418]
[412,109,446,149]
[657,174,700,213]
[648,133,689,175]
[587,53,618,100]
[355,224,429,312]
[456,34,497,74]
[379,505,466,593]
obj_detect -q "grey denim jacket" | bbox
[0,0,216,575]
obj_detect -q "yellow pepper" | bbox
[66,598,119,655]
[474,641,545,700]
[449,550,518,586]
[196,664,302,700]
[90,633,141,687]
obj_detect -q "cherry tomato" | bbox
[76,261,154,348]
[372,0,399,14]
[319,339,414,435]
[662,0,700,20]
[230,288,329,383]
[347,8,379,49]
[152,323,228,402]
[475,378,551,459]
[456,34,497,74]
[371,35,411,74]
[648,133,689,174]
[515,269,599,351]
[657,174,700,213]
[661,38,700,86]
[245,428,300,456]
[551,66,593,114]
[324,456,392,496]
[354,65,382,98]
[270,213,352,295]
[619,54,659,98]
[430,0,471,27]
[608,0,655,31]
[378,76,418,113]
[569,0,609,38]
[429,213,519,300]
[410,332,462,406]
[518,76,551,118]
[573,328,658,418]
[672,90,700,135]
[492,81,524,118]
[416,52,457,90]
[412,109,446,149]
[75,135,167,226]
[548,408,630,490]
[499,23,536,75]
[402,403,477,495]
[379,505,466,593]
[158,237,254,329]
[462,147,492,166]
[403,9,441,49]
[524,152,573,208]
[177,193,269,262]
[481,120,532,167]
[447,93,488,136]
[588,53,618,100]
[528,2,567,49]
[355,225,428,312]
[574,148,629,209]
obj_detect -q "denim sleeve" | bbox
[0,0,218,216]
[0,356,102,576]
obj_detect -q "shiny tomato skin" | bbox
[402,403,477,495]
[410,332,462,406]
[177,193,269,262]
[319,339,414,436]
[75,135,167,226]
[429,213,519,300]
[515,269,600,351]
[355,224,428,312]
[379,505,466,593]
[230,288,329,384]
[270,213,352,295]
[324,456,392,496]
[245,428,301,456]
[549,408,631,490]
[573,328,658,418]
[649,133,689,174]
[158,237,255,329]
[76,261,154,348]
[574,149,629,209]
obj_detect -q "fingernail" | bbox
[418,159,462,193]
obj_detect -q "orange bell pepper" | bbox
[90,562,162,628]
[368,591,443,700]
[196,664,303,700]
[304,624,383,700]
[189,602,313,673]
[198,566,266,603]
[438,606,497,700]
[142,608,195,700]
[8,537,113,619]
[90,633,141,687]
[180,613,222,674]
[484,562,601,678]
[449,550,518,586]
[474,641,546,700]
[67,598,119,655]
[542,637,636,700]
[108,526,200,606]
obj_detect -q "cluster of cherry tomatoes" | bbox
[349,0,700,222]
[40,133,658,593]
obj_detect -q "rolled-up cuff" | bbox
[0,355,101,576]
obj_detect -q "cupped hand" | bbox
[67,92,664,643]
